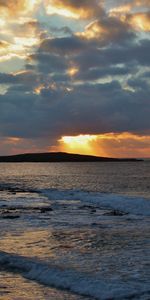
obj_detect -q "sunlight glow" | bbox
[109,4,131,16]
[7,137,21,144]
[61,135,97,145]
[58,133,150,158]
[67,67,79,77]
[59,135,99,155]
[77,21,107,40]
[129,14,150,31]
[13,37,39,48]
[27,0,40,12]
[34,84,45,95]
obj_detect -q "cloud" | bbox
[59,132,150,158]
[0,40,9,48]
[39,36,87,55]
[11,20,43,38]
[133,0,150,7]
[77,16,135,43]
[0,17,44,68]
[65,38,149,82]
[109,0,150,12]
[0,136,55,155]
[0,0,40,16]
[0,78,149,142]
[44,0,104,19]
[29,52,67,73]
[0,70,37,83]
[0,70,43,95]
[108,1,150,33]
[74,66,132,82]
[95,132,150,158]
[125,12,150,32]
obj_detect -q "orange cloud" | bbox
[0,40,9,50]
[126,12,150,32]
[109,0,150,14]
[58,133,150,158]
[133,0,150,7]
[109,4,131,17]
[0,0,40,17]
[76,16,131,42]
[109,1,150,32]
[0,19,42,65]
[44,0,103,19]
[77,20,107,40]
[0,137,50,155]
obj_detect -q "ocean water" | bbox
[0,162,150,300]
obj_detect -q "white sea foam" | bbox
[0,251,149,300]
[40,188,150,216]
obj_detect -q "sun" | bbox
[59,134,98,155]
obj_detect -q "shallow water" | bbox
[0,162,150,299]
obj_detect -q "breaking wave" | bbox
[0,251,149,300]
[40,188,150,216]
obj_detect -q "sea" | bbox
[0,161,150,300]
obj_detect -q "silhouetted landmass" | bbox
[0,152,142,162]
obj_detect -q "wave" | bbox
[40,188,150,216]
[0,251,149,300]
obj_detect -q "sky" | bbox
[0,0,150,157]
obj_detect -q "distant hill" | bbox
[0,152,142,162]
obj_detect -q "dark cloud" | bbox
[29,53,67,73]
[81,16,136,44]
[73,66,132,81]
[102,39,150,66]
[0,71,39,88]
[39,36,87,55]
[0,79,149,140]
[73,39,150,75]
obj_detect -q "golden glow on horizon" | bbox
[58,133,150,158]
[59,134,104,156]
[1,133,150,158]
[59,135,98,155]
